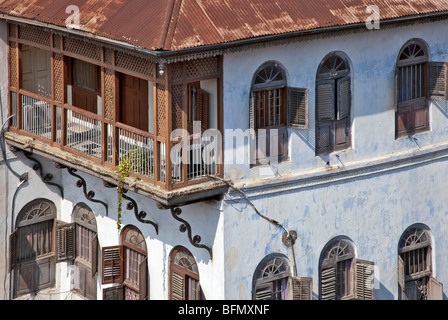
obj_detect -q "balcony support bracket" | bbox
[170,207,213,260]
[22,150,64,199]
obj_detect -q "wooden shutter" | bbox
[428,277,443,300]
[287,87,308,128]
[321,266,336,300]
[317,80,335,121]
[139,257,148,300]
[250,92,255,132]
[337,76,351,120]
[254,281,273,300]
[428,62,448,100]
[102,245,124,284]
[196,87,209,132]
[171,271,185,300]
[353,259,375,300]
[103,285,124,300]
[292,277,312,300]
[397,255,405,300]
[9,229,18,271]
[187,276,200,300]
[91,233,98,276]
[56,222,75,262]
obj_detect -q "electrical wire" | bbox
[207,175,298,276]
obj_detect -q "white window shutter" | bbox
[316,80,336,121]
[337,76,351,120]
[287,87,308,128]
[353,259,375,300]
[171,271,185,300]
[397,255,405,300]
[292,277,313,300]
[255,281,273,300]
[56,222,75,262]
[428,277,443,300]
[321,266,336,300]
[428,61,448,100]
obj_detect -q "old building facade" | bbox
[0,0,447,300]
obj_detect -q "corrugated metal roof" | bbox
[1,0,447,52]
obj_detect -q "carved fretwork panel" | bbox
[9,41,18,88]
[18,25,51,47]
[104,68,115,121]
[156,83,167,137]
[63,37,102,61]
[53,53,64,102]
[115,51,154,78]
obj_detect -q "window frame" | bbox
[315,52,352,155]
[169,246,200,300]
[395,39,430,138]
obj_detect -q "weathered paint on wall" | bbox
[221,18,448,299]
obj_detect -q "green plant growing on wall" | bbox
[115,144,152,230]
[116,155,131,230]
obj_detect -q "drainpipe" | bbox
[207,175,298,277]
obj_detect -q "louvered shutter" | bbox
[139,257,148,300]
[254,281,273,300]
[337,76,351,120]
[187,276,200,300]
[292,277,312,300]
[394,67,398,112]
[91,233,98,276]
[103,285,124,300]
[56,222,75,262]
[249,92,256,164]
[102,246,124,284]
[317,80,336,121]
[171,272,185,300]
[428,277,443,300]
[321,266,336,300]
[397,255,405,300]
[428,62,448,100]
[196,88,209,132]
[353,259,375,300]
[9,228,18,271]
[287,87,308,128]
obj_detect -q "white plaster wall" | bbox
[221,19,448,299]
[222,19,448,181]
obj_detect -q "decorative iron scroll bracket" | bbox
[122,190,159,235]
[170,207,213,260]
[56,164,109,216]
[23,151,64,199]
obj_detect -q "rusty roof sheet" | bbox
[1,0,447,52]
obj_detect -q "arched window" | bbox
[252,254,290,300]
[250,61,308,165]
[102,225,148,300]
[169,246,200,300]
[319,238,374,300]
[398,225,442,300]
[315,52,351,155]
[10,199,57,298]
[395,39,430,138]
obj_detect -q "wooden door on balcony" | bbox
[71,58,100,114]
[21,45,52,98]
[119,73,149,131]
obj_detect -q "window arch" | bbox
[169,246,200,300]
[395,39,430,138]
[249,61,308,165]
[398,225,442,300]
[120,225,148,300]
[315,52,351,155]
[10,199,57,298]
[71,203,98,300]
[319,237,374,300]
[252,253,290,300]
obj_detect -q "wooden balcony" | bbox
[5,22,225,206]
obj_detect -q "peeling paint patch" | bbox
[225,247,239,272]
